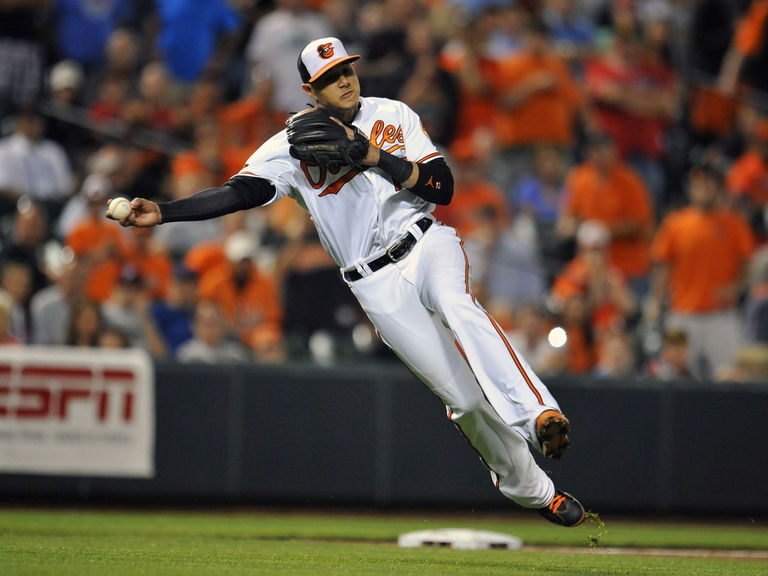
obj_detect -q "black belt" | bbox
[342,217,433,282]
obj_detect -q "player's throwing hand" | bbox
[105,197,163,227]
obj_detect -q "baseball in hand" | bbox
[107,197,131,221]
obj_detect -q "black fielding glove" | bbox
[285,107,369,169]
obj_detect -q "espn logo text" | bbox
[0,365,135,424]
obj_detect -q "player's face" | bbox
[303,63,360,114]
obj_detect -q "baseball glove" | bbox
[286,107,369,169]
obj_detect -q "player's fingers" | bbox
[330,117,355,140]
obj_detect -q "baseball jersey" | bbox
[235,96,443,268]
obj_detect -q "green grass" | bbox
[1,508,767,575]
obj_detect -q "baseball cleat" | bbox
[535,409,571,459]
[538,490,586,527]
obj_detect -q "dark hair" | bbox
[297,53,311,84]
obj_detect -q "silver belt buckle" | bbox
[386,237,410,262]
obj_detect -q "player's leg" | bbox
[347,264,556,508]
[408,224,567,455]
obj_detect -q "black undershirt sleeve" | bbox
[375,153,454,205]
[159,176,276,223]
[409,158,454,205]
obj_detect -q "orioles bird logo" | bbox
[317,43,334,59]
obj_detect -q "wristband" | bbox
[377,150,414,184]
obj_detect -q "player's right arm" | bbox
[113,177,277,227]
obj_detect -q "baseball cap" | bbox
[224,230,257,262]
[81,173,113,202]
[576,220,610,248]
[49,59,83,92]
[297,37,360,84]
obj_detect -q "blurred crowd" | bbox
[3,0,768,383]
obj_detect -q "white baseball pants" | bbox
[347,223,560,508]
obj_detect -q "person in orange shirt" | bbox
[196,230,282,351]
[491,20,581,188]
[718,0,768,97]
[124,227,173,301]
[557,292,596,375]
[646,163,756,379]
[432,152,508,239]
[66,175,129,302]
[557,132,654,299]
[726,120,768,238]
[439,7,503,164]
[551,220,636,340]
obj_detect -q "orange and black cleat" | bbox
[535,409,571,459]
[538,490,586,527]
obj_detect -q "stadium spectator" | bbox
[43,59,95,164]
[355,0,423,100]
[645,326,694,381]
[742,244,768,344]
[555,291,596,375]
[196,230,282,351]
[0,260,33,343]
[124,226,173,301]
[65,174,129,302]
[715,343,768,383]
[29,253,88,346]
[123,62,177,133]
[686,0,740,147]
[584,24,679,208]
[647,162,756,379]
[490,19,582,190]
[152,144,225,260]
[717,0,768,98]
[438,7,500,162]
[149,264,198,356]
[154,0,242,86]
[396,18,460,148]
[176,300,251,364]
[726,119,768,238]
[509,144,568,269]
[65,298,103,348]
[51,0,133,70]
[243,0,332,114]
[540,0,598,77]
[557,132,654,299]
[98,326,132,349]
[592,330,636,378]
[88,73,131,125]
[505,303,567,375]
[0,105,75,221]
[462,204,546,312]
[57,144,123,238]
[433,151,508,240]
[100,264,168,358]
[551,220,636,341]
[0,198,52,296]
[0,289,19,345]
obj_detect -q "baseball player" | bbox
[108,37,585,527]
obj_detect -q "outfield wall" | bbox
[1,358,766,515]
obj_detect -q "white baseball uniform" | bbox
[236,96,561,508]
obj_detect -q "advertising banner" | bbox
[0,346,154,477]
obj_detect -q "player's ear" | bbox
[301,83,314,98]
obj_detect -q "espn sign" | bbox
[0,347,154,477]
